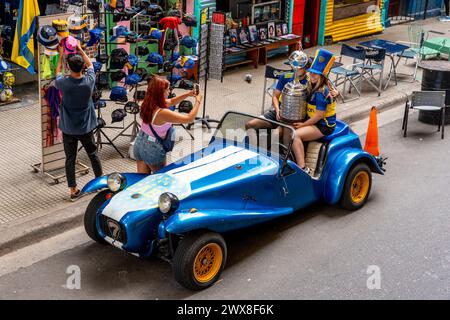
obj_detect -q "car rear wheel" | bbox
[172,231,227,290]
[340,162,372,211]
[84,190,109,244]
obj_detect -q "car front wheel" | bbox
[84,190,109,244]
[172,231,227,290]
[340,162,372,211]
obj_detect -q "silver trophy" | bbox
[280,50,309,123]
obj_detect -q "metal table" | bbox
[359,39,409,90]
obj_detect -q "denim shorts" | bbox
[133,130,166,165]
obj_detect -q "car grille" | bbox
[99,215,127,244]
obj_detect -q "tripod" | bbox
[165,44,195,140]
[93,102,126,158]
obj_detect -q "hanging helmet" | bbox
[0,88,13,102]
[2,72,15,86]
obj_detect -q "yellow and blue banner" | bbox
[11,0,40,74]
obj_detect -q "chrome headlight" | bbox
[107,173,126,192]
[158,192,179,214]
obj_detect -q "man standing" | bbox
[55,42,102,200]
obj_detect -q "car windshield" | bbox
[211,111,295,163]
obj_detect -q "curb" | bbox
[0,195,94,257]
[339,90,412,124]
[0,90,416,256]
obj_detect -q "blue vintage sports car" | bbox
[81,111,385,290]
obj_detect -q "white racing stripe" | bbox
[167,145,243,174]
[173,149,258,183]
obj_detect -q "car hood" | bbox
[101,145,279,222]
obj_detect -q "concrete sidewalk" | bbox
[0,17,448,253]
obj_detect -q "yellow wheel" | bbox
[172,232,227,290]
[193,243,223,283]
[350,171,370,204]
[341,163,372,211]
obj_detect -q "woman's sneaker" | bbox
[302,166,312,175]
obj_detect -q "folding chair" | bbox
[261,65,291,114]
[402,91,446,139]
[330,44,365,103]
[359,48,386,97]
[396,23,445,81]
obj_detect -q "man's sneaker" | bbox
[70,190,82,202]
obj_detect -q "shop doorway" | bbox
[302,0,321,48]
[388,0,414,24]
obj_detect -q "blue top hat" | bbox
[307,48,335,77]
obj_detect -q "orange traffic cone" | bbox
[364,107,380,157]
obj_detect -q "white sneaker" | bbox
[302,166,312,175]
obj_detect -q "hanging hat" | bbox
[96,53,109,64]
[307,48,335,77]
[52,20,69,39]
[167,9,181,18]
[180,36,197,49]
[111,108,127,123]
[134,68,149,81]
[167,74,182,84]
[170,51,181,63]
[110,86,128,102]
[93,61,103,72]
[182,14,197,27]
[136,46,150,56]
[106,0,125,11]
[124,101,140,114]
[87,0,101,12]
[149,28,162,40]
[86,28,104,47]
[110,70,127,82]
[68,14,88,34]
[61,36,78,55]
[178,100,193,113]
[110,25,129,41]
[127,55,139,67]
[38,25,59,48]
[125,73,142,85]
[146,52,163,65]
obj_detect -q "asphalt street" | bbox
[0,110,449,300]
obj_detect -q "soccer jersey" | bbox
[306,86,336,128]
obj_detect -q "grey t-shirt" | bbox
[55,68,97,135]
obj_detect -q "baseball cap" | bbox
[86,28,104,47]
[180,36,197,48]
[110,86,128,102]
[111,108,127,123]
[149,28,162,40]
[125,73,141,85]
[110,70,127,82]
[146,52,163,65]
[124,101,140,114]
[93,61,103,72]
[110,25,129,41]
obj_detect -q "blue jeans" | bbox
[133,130,166,166]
